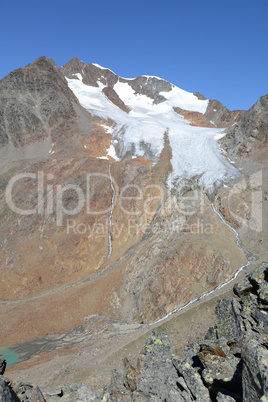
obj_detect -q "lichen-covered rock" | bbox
[242,334,268,401]
[216,392,236,401]
[198,338,231,359]
[215,298,242,339]
[202,354,241,386]
[134,331,180,400]
[198,338,242,394]
[172,355,210,401]
[249,262,268,287]
[259,282,268,304]
[205,326,218,340]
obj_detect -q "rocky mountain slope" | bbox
[221,93,268,161]
[1,261,268,401]
[0,56,267,399]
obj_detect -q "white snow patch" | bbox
[91,63,116,75]
[92,63,107,70]
[97,80,106,90]
[141,75,163,80]
[100,124,114,134]
[107,144,119,161]
[214,132,226,140]
[159,85,208,114]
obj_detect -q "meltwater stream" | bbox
[4,197,256,366]
[151,201,255,326]
[107,164,116,260]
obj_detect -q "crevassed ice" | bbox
[66,77,239,187]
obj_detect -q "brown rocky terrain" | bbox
[0,56,267,399]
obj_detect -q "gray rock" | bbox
[205,327,218,340]
[216,392,236,401]
[0,378,19,401]
[0,357,6,375]
[107,369,132,400]
[134,331,181,400]
[172,355,210,401]
[221,93,268,156]
[241,334,268,401]
[249,262,268,288]
[258,282,268,304]
[30,386,46,401]
[233,278,253,297]
[202,353,241,387]
[215,298,242,340]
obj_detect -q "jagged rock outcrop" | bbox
[0,356,6,376]
[221,93,268,159]
[204,99,246,128]
[174,98,245,129]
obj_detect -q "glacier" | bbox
[66,73,240,188]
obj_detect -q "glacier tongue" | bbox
[66,76,240,187]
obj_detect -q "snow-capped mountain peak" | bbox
[62,59,240,188]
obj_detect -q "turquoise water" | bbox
[0,349,20,366]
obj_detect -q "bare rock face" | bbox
[222,93,268,159]
[0,356,6,375]
[102,86,130,113]
[61,57,173,108]
[0,56,99,173]
[174,98,246,129]
[62,57,118,88]
[204,99,246,128]
[0,57,78,148]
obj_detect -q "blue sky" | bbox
[1,0,267,110]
